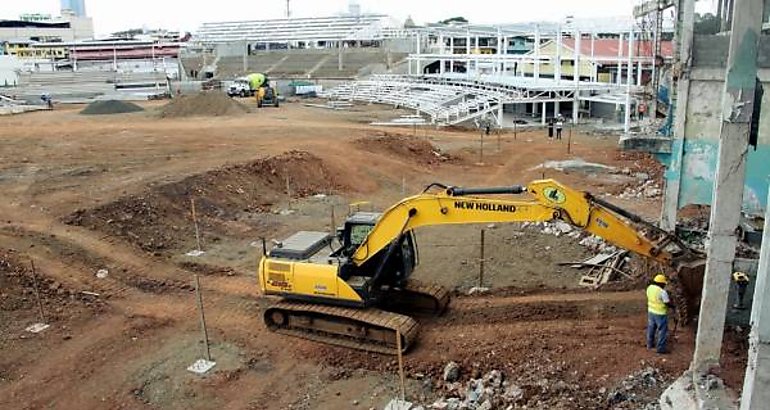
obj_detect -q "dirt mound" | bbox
[64,151,345,253]
[159,92,250,118]
[354,132,457,166]
[80,100,144,115]
[0,249,105,317]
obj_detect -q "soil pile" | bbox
[0,249,105,317]
[354,132,457,166]
[80,100,144,115]
[64,151,346,253]
[159,92,250,118]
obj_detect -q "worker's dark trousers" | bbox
[556,128,562,140]
[646,312,668,353]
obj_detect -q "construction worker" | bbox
[555,114,564,140]
[646,274,674,354]
[733,271,750,310]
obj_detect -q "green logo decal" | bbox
[543,187,566,204]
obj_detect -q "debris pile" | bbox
[531,158,615,174]
[354,132,456,166]
[618,179,663,200]
[0,249,105,314]
[80,100,145,115]
[521,221,617,254]
[159,92,250,118]
[422,364,666,409]
[520,221,640,288]
[571,251,631,288]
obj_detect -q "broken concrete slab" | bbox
[384,398,413,410]
[618,135,673,154]
[530,158,616,174]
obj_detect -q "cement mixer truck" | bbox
[227,73,268,98]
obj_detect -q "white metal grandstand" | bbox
[195,14,407,44]
[321,74,632,126]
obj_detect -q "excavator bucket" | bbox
[674,258,707,322]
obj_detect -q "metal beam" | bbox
[633,0,675,18]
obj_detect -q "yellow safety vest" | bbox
[647,285,667,315]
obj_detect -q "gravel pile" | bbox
[80,100,144,115]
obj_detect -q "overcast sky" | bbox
[2,0,718,36]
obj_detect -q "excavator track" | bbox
[383,280,451,316]
[264,300,419,355]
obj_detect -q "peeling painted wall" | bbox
[659,35,770,215]
[662,139,770,214]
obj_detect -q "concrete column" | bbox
[616,34,623,86]
[555,100,560,117]
[555,26,562,82]
[541,102,546,124]
[693,0,763,373]
[591,32,596,82]
[450,37,454,72]
[466,32,471,54]
[534,27,541,79]
[636,61,643,86]
[573,31,581,123]
[741,188,770,408]
[624,28,634,136]
[416,32,421,74]
[660,0,696,231]
[573,31,581,82]
[498,103,504,128]
[615,34,623,111]
[242,41,248,73]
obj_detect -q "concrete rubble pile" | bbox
[0,94,49,115]
[521,221,618,254]
[618,179,662,200]
[415,362,665,409]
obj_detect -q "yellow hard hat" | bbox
[653,274,667,285]
[733,272,749,282]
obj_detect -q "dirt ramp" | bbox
[64,151,345,253]
[354,132,457,166]
[159,92,250,118]
[80,100,144,115]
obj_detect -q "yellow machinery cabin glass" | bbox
[349,224,373,246]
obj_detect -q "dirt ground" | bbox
[0,101,746,409]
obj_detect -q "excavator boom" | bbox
[352,179,701,272]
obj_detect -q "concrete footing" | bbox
[618,135,673,154]
[660,371,738,409]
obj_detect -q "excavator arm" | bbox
[351,179,702,272]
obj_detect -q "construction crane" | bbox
[258,179,705,354]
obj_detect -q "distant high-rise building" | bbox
[60,0,87,17]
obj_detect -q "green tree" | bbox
[694,13,720,34]
[439,17,469,25]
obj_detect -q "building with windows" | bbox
[0,16,94,44]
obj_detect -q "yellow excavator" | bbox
[258,179,705,354]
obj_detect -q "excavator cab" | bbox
[335,212,418,291]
